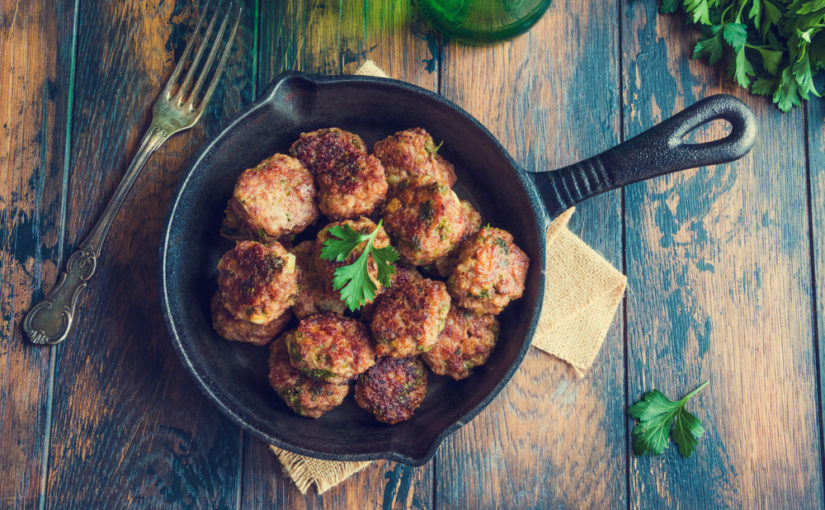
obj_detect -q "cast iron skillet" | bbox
[160,72,756,465]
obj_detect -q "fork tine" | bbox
[186,9,232,109]
[177,4,220,103]
[197,6,242,112]
[162,0,213,97]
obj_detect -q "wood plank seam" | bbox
[616,0,632,508]
[802,101,825,500]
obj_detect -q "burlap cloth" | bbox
[269,61,627,495]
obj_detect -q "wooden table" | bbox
[2,0,823,508]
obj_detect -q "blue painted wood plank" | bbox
[622,3,822,508]
[0,0,75,507]
[807,75,825,499]
[436,0,628,507]
[41,2,256,508]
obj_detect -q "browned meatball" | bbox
[448,227,529,314]
[289,127,367,174]
[268,337,349,418]
[221,154,318,242]
[359,265,423,322]
[383,176,468,265]
[210,293,291,345]
[373,128,457,188]
[285,313,376,383]
[422,307,499,380]
[315,154,389,220]
[354,356,427,424]
[427,199,483,278]
[217,240,300,323]
[458,199,482,241]
[371,277,450,357]
[387,264,423,290]
[291,241,346,319]
[314,217,391,303]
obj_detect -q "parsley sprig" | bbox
[660,0,824,111]
[628,381,709,458]
[320,220,398,311]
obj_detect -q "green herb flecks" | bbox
[425,139,444,156]
[420,200,436,226]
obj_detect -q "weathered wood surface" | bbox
[623,3,823,509]
[811,69,825,503]
[40,1,256,508]
[0,0,74,508]
[1,0,823,508]
[436,0,627,507]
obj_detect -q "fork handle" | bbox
[23,124,169,345]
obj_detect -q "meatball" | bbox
[315,154,388,220]
[217,240,300,323]
[291,241,346,319]
[427,199,483,278]
[370,277,450,357]
[386,264,424,291]
[314,217,392,303]
[373,128,457,188]
[359,265,423,322]
[355,356,427,424]
[422,307,499,380]
[221,153,318,242]
[382,176,468,265]
[268,337,349,418]
[285,313,376,383]
[447,227,529,314]
[289,127,367,174]
[210,293,291,345]
[458,199,482,241]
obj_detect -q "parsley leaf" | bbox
[320,224,367,262]
[751,76,777,95]
[693,26,725,64]
[320,220,398,311]
[755,46,783,74]
[371,243,400,287]
[684,0,711,25]
[731,48,756,87]
[722,23,748,52]
[775,66,803,110]
[627,381,709,458]
[760,0,782,37]
[748,0,763,30]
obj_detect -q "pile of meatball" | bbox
[211,127,529,424]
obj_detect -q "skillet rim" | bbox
[159,71,549,465]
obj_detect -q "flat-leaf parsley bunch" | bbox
[660,0,825,111]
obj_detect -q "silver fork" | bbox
[23,3,242,345]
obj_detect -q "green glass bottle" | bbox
[418,0,553,43]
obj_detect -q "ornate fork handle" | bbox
[23,126,169,345]
[23,4,240,345]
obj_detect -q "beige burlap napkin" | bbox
[269,61,627,495]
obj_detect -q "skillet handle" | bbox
[530,94,757,219]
